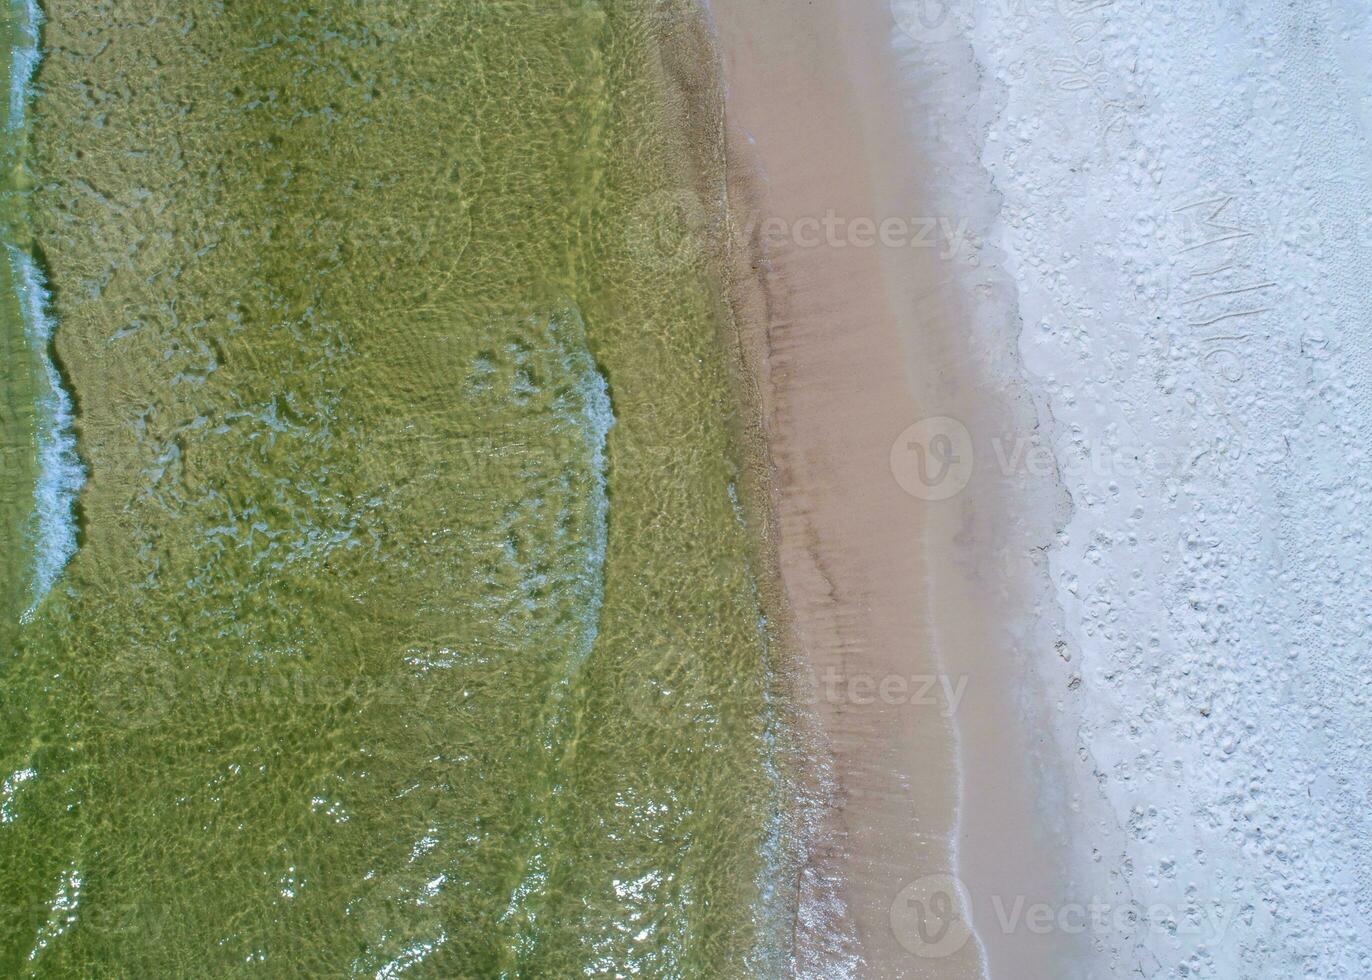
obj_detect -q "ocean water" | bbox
[0,0,43,638]
[0,1,795,975]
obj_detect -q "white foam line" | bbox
[8,0,41,133]
[495,310,614,940]
[6,0,84,619]
[9,245,85,620]
[572,329,613,662]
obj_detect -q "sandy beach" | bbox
[709,0,1086,975]
[711,0,972,968]
[712,0,1372,975]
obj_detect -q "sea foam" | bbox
[9,246,84,620]
[563,322,613,664]
[7,0,83,618]
[8,0,40,133]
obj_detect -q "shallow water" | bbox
[0,0,42,637]
[0,1,793,974]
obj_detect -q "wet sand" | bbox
[708,0,1084,975]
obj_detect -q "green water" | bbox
[0,1,798,975]
[0,0,39,637]
[0,245,37,634]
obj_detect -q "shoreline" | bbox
[706,0,1090,975]
[708,0,983,973]
[641,7,817,971]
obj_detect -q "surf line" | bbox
[7,0,85,620]
[10,246,84,622]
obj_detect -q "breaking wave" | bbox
[9,246,84,619]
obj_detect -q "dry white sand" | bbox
[948,0,1372,975]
